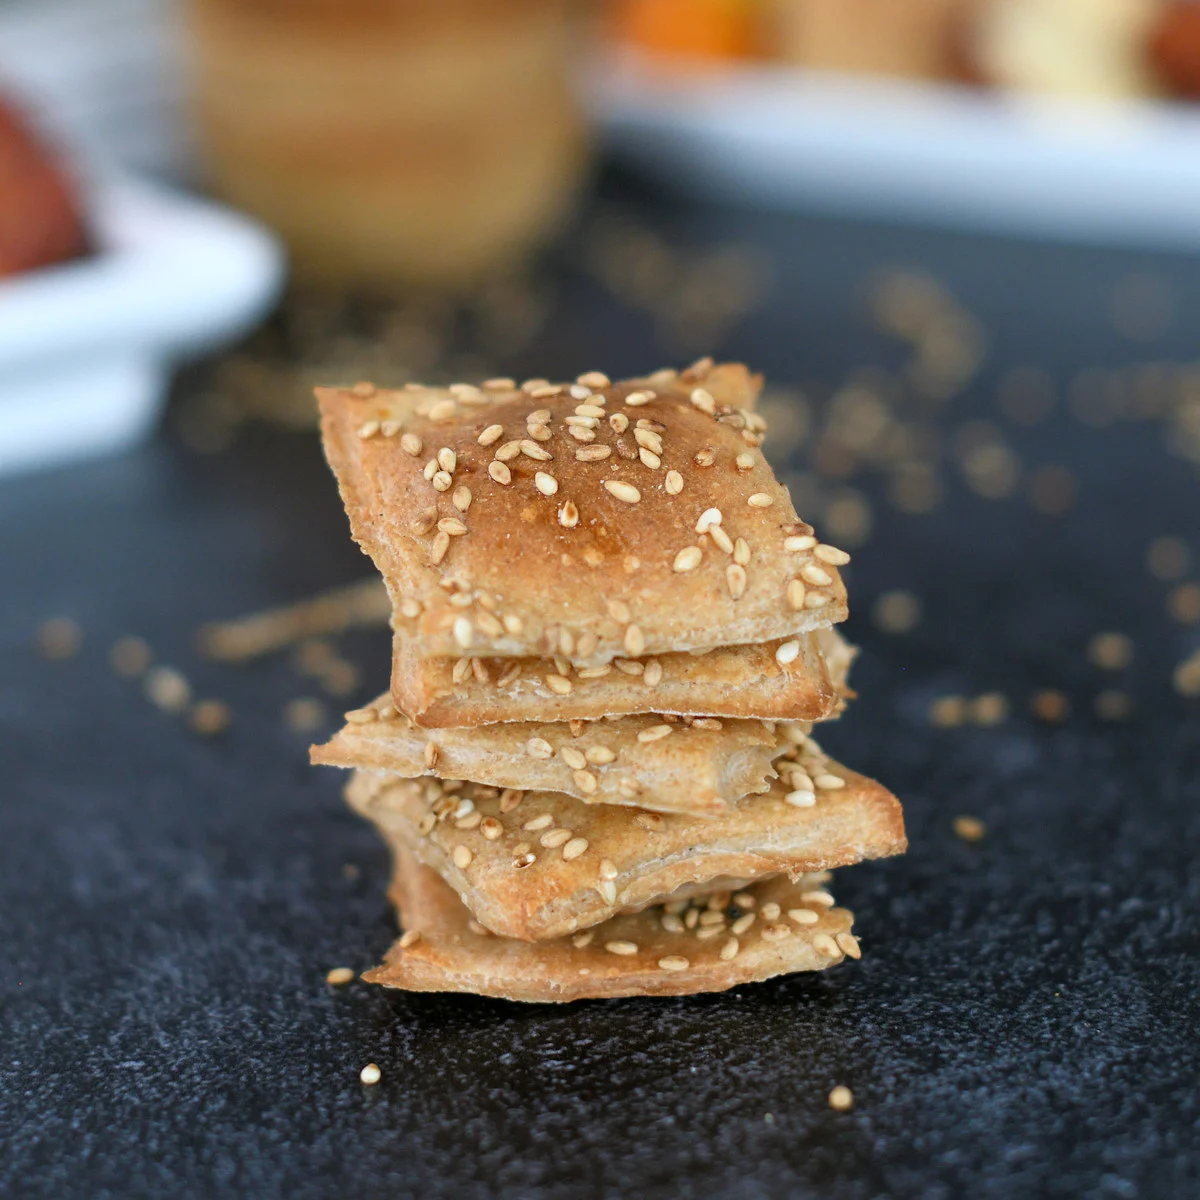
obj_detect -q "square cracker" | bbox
[316,361,850,666]
[315,702,806,818]
[365,845,859,1002]
[390,627,854,726]
[345,737,905,941]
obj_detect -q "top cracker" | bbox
[317,361,850,666]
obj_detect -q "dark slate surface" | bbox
[2,180,1199,1199]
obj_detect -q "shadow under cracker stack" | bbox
[311,360,906,1002]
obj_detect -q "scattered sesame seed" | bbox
[540,828,573,849]
[800,890,835,907]
[145,666,191,713]
[784,535,817,552]
[673,546,703,572]
[735,452,755,472]
[36,617,82,660]
[400,433,422,456]
[800,564,833,587]
[359,1063,382,1086]
[428,400,456,422]
[452,845,473,869]
[634,812,663,831]
[691,388,716,414]
[545,674,573,695]
[733,538,751,566]
[478,424,504,446]
[488,460,512,485]
[513,852,537,869]
[814,544,851,566]
[523,814,554,832]
[562,837,589,861]
[624,625,645,655]
[577,372,609,388]
[534,471,559,496]
[828,1086,853,1111]
[357,420,380,440]
[813,773,845,790]
[573,931,594,948]
[786,579,806,610]
[625,390,654,407]
[787,908,818,926]
[110,636,151,677]
[576,445,611,461]
[495,440,522,462]
[438,517,467,536]
[953,815,986,842]
[399,929,421,949]
[785,788,816,808]
[437,447,457,473]
[526,737,553,759]
[605,941,638,956]
[604,480,641,504]
[642,659,663,688]
[599,859,619,881]
[326,967,354,986]
[638,724,673,743]
[747,493,773,508]
[658,955,689,972]
[1088,632,1134,671]
[520,440,552,461]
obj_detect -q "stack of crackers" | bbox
[312,361,905,1002]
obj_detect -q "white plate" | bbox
[0,176,285,476]
[589,52,1200,250]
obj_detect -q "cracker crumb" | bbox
[144,666,191,713]
[828,1086,854,1112]
[359,1063,382,1086]
[325,967,354,986]
[110,636,152,677]
[189,699,231,735]
[1031,689,1070,723]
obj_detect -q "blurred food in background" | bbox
[611,0,1200,100]
[0,97,88,278]
[186,0,592,289]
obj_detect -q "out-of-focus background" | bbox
[5,4,1200,1197]
[6,0,1200,472]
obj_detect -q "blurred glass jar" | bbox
[187,0,590,289]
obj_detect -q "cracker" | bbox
[316,362,850,666]
[389,627,853,726]
[365,845,859,1002]
[315,704,806,817]
[345,737,905,941]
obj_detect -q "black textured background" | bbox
[3,179,1199,1199]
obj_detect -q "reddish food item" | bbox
[0,100,88,279]
[611,0,760,59]
[1148,1,1200,97]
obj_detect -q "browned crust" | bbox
[315,362,849,667]
[345,738,906,942]
[364,846,858,1003]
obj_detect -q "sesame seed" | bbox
[513,852,536,869]
[718,937,739,960]
[673,546,703,572]
[488,461,512,485]
[545,674,573,695]
[614,659,643,676]
[540,828,572,848]
[699,910,726,927]
[785,788,816,808]
[484,378,515,391]
[814,544,851,566]
[624,625,645,655]
[814,773,845,790]
[836,932,861,959]
[599,880,618,903]
[787,579,806,610]
[428,400,457,422]
[776,640,801,665]
[503,614,523,634]
[452,845,473,869]
[400,433,422,456]
[360,1063,382,1086]
[748,493,773,508]
[423,459,438,482]
[500,788,523,811]
[694,448,715,468]
[726,563,747,599]
[625,390,654,407]
[557,499,580,528]
[380,420,402,438]
[575,403,606,418]
[495,439,522,461]
[584,745,615,765]
[530,386,559,399]
[576,445,611,461]
[734,538,751,566]
[787,908,818,925]
[813,932,840,958]
[559,746,587,770]
[828,1086,853,1111]
[604,480,641,504]
[658,955,689,972]
[637,724,672,743]
[599,859,619,881]
[691,387,716,414]
[478,424,504,446]
[399,929,421,949]
[452,616,473,649]
[520,440,552,461]
[761,923,791,942]
[642,659,663,688]
[432,470,452,492]
[533,471,558,497]
[526,737,553,759]
[800,890,835,907]
[451,486,472,513]
[953,815,986,842]
[357,420,380,439]
[634,811,664,832]
[609,412,630,434]
[695,508,722,533]
[573,931,594,948]
[735,452,754,471]
[480,817,503,841]
[605,941,638,956]
[351,381,376,398]
[562,836,589,861]
[528,409,553,424]
[661,913,685,933]
[785,535,817,552]
[326,967,355,985]
[638,447,661,469]
[577,371,609,388]
[145,666,191,713]
[801,564,833,587]
[423,742,439,769]
[437,447,457,473]
[438,517,467,536]
[634,427,663,451]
